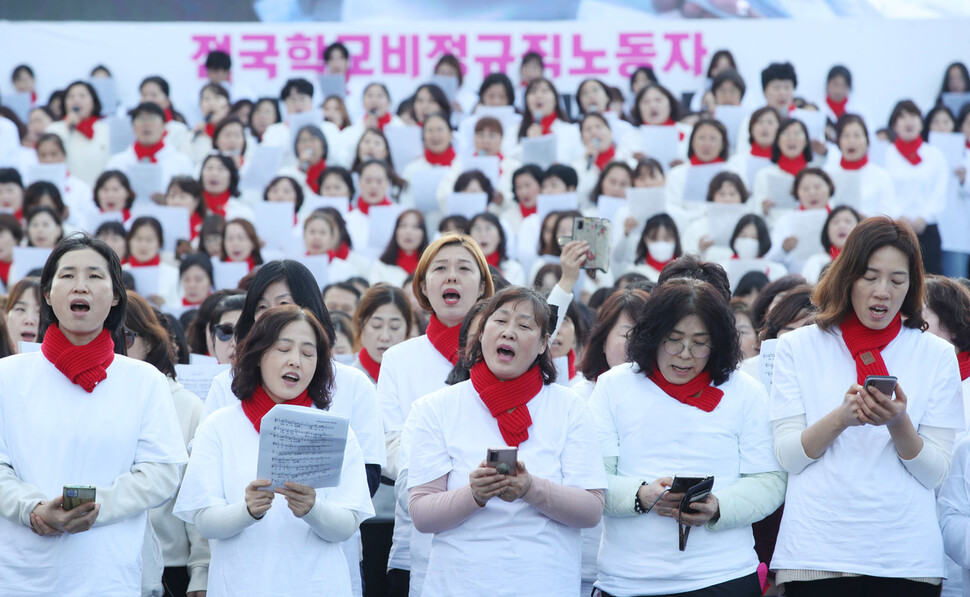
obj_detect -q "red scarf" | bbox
[519,203,537,219]
[567,349,577,381]
[72,116,99,140]
[0,259,10,285]
[204,122,216,138]
[355,196,392,215]
[241,384,313,433]
[305,159,327,194]
[840,155,868,170]
[777,154,807,176]
[644,253,671,272]
[182,297,202,307]
[327,242,350,262]
[134,139,165,163]
[359,348,381,382]
[689,155,725,166]
[894,136,923,165]
[966,140,970,151]
[826,96,848,119]
[958,351,970,382]
[163,108,174,123]
[485,251,502,267]
[376,112,392,131]
[840,310,902,386]
[129,254,160,267]
[539,112,558,135]
[425,146,456,167]
[396,249,420,275]
[41,324,115,393]
[798,204,831,213]
[101,207,132,223]
[829,245,842,260]
[470,360,543,447]
[661,118,686,141]
[750,143,772,158]
[594,144,616,170]
[204,190,231,217]
[426,314,461,365]
[190,212,203,240]
[647,365,724,412]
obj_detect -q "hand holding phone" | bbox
[63,485,96,511]
[486,447,518,476]
[864,375,897,399]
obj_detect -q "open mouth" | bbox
[869,305,889,319]
[496,344,516,362]
[671,363,693,375]
[282,372,300,384]
[20,331,36,342]
[70,300,90,313]
[442,288,461,306]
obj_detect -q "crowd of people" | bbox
[0,42,968,597]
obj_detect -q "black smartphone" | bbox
[680,477,715,514]
[486,447,518,476]
[864,375,898,397]
[670,475,708,493]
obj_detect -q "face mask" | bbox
[332,353,356,365]
[647,240,675,262]
[734,237,761,260]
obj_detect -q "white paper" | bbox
[292,254,330,290]
[212,261,249,290]
[287,111,324,148]
[536,192,579,225]
[765,171,797,210]
[408,165,449,213]
[745,156,773,189]
[106,115,135,155]
[303,195,351,216]
[429,75,459,103]
[640,125,680,167]
[17,341,41,354]
[11,247,52,284]
[725,258,772,290]
[444,191,488,219]
[929,131,966,169]
[625,187,667,223]
[368,204,405,251]
[125,162,165,204]
[239,144,285,192]
[596,196,626,223]
[758,338,778,393]
[88,76,119,112]
[188,353,219,365]
[830,170,863,212]
[129,204,190,252]
[127,266,161,297]
[714,105,745,151]
[25,163,67,187]
[317,74,346,100]
[461,155,500,190]
[706,203,748,247]
[175,363,230,400]
[791,109,826,142]
[4,91,32,124]
[682,163,725,202]
[384,126,424,171]
[869,138,890,167]
[253,202,296,252]
[256,404,350,491]
[940,93,970,119]
[785,209,828,262]
[521,135,557,169]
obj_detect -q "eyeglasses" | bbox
[662,339,711,359]
[213,323,234,342]
[124,329,140,349]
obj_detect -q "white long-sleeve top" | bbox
[45,120,111,186]
[823,160,896,218]
[882,142,949,224]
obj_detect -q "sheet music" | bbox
[444,191,488,219]
[682,163,725,202]
[791,109,826,142]
[521,135,557,169]
[384,126,424,171]
[253,202,296,252]
[127,266,161,296]
[25,163,67,187]
[303,195,351,215]
[125,162,165,204]
[625,187,667,223]
[429,75,459,103]
[212,261,249,290]
[536,192,578,224]
[714,105,745,151]
[256,405,349,491]
[129,204,191,252]
[239,145,285,192]
[318,74,346,100]
[368,204,405,251]
[175,363,230,401]
[765,171,798,210]
[706,203,748,247]
[596,196,626,223]
[640,125,680,167]
[758,339,778,393]
[408,166,449,213]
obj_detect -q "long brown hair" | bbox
[813,217,925,331]
[124,291,177,378]
[578,288,650,380]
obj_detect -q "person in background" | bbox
[370,209,429,288]
[125,216,180,307]
[44,80,109,186]
[221,218,263,272]
[249,98,281,144]
[25,206,63,249]
[323,281,362,318]
[801,205,862,284]
[208,294,246,366]
[5,277,41,352]
[468,212,525,287]
[178,253,214,309]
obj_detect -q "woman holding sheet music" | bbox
[617,83,689,168]
[726,107,780,190]
[753,118,816,219]
[682,171,750,262]
[174,305,373,597]
[43,81,109,186]
[823,114,895,219]
[664,119,730,219]
[801,205,862,284]
[124,216,180,307]
[369,209,429,288]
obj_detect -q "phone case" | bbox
[486,448,518,476]
[572,217,612,273]
[679,476,714,514]
[63,485,96,511]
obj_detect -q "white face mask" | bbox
[332,353,356,365]
[647,240,676,262]
[734,237,761,260]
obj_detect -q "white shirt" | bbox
[262,119,348,168]
[368,260,409,288]
[823,160,895,218]
[406,380,607,597]
[770,324,964,577]
[45,120,111,186]
[588,363,778,595]
[106,144,194,207]
[882,142,949,224]
[0,352,187,596]
[173,403,374,597]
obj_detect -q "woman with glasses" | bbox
[589,278,785,597]
[207,294,245,366]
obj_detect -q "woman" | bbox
[264,176,305,227]
[342,83,401,143]
[352,283,413,384]
[572,113,620,203]
[551,299,587,386]
[212,116,249,170]
[723,214,789,281]
[379,234,495,596]
[25,206,64,249]
[477,72,515,109]
[411,84,451,126]
[323,95,351,130]
[726,107,781,189]
[589,278,785,596]
[753,118,816,217]
[883,100,948,275]
[617,83,688,168]
[369,209,429,288]
[350,128,393,172]
[343,159,398,251]
[401,113,457,203]
[739,284,817,379]
[124,291,208,597]
[173,306,373,596]
[664,119,729,210]
[822,66,857,129]
[182,83,231,165]
[517,78,581,164]
[732,299,759,361]
[0,234,186,595]
[330,311,357,363]
[767,168,836,273]
[139,75,190,147]
[0,212,21,289]
[44,81,109,185]
[34,133,92,227]
[95,220,128,263]
[221,218,263,271]
[125,216,180,307]
[164,176,207,243]
[406,286,606,596]
[208,294,246,366]
[291,125,329,194]
[23,106,54,150]
[199,154,254,222]
[683,171,750,261]
[770,217,963,595]
[802,205,862,284]
[922,275,970,438]
[823,114,895,219]
[178,252,214,308]
[577,78,633,139]
[501,164,543,236]
[938,62,970,103]
[690,49,738,113]
[92,170,135,224]
[249,98,281,144]
[626,213,682,281]
[576,288,650,400]
[307,204,370,279]
[468,212,525,286]
[5,277,41,351]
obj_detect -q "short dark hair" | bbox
[827,65,852,89]
[478,73,515,106]
[711,68,746,99]
[687,119,729,161]
[127,216,164,256]
[923,105,956,140]
[636,213,682,265]
[94,170,135,211]
[221,218,263,266]
[166,176,207,222]
[184,289,238,354]
[627,278,742,385]
[439,215,469,235]
[512,164,543,204]
[435,54,464,87]
[318,166,356,199]
[414,84,452,124]
[60,81,103,118]
[759,285,817,342]
[12,64,34,82]
[730,214,771,259]
[589,162,633,206]
[821,206,862,252]
[748,106,780,147]
[733,271,769,299]
[213,115,248,157]
[631,83,681,126]
[578,288,650,380]
[793,167,835,199]
[656,254,732,305]
[706,171,748,203]
[834,113,869,147]
[353,283,413,347]
[521,51,544,68]
[25,206,63,247]
[0,213,23,245]
[125,291,177,378]
[761,62,797,90]
[24,181,67,220]
[140,75,171,98]
[128,102,165,122]
[750,274,807,331]
[629,66,658,90]
[205,50,231,70]
[209,294,247,338]
[323,42,349,62]
[280,78,314,101]
[0,167,23,188]
[265,176,305,213]
[707,50,737,78]
[179,252,214,284]
[543,164,578,190]
[518,78,568,139]
[455,170,495,204]
[200,154,240,197]
[469,212,509,262]
[925,275,970,353]
[235,260,336,345]
[323,281,361,303]
[231,306,334,410]
[771,118,813,164]
[888,100,921,131]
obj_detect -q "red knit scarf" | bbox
[72,116,98,140]
[425,146,456,167]
[894,136,923,165]
[182,297,202,307]
[376,112,392,131]
[359,348,381,382]
[190,212,203,240]
[134,140,165,163]
[644,253,671,272]
[750,143,772,158]
[567,349,577,380]
[595,144,616,170]
[840,310,902,386]
[539,112,558,135]
[661,118,686,141]
[204,190,231,217]
[826,96,848,119]
[129,254,160,267]
[0,259,10,285]
[648,365,724,412]
[471,360,543,447]
[355,196,392,215]
[485,251,502,267]
[303,159,327,194]
[327,242,350,262]
[426,314,461,365]
[829,245,842,260]
[689,155,725,166]
[163,107,174,123]
[519,203,537,218]
[777,154,807,176]
[396,249,420,274]
[241,384,313,433]
[840,155,868,170]
[204,122,216,139]
[959,351,970,382]
[41,324,115,393]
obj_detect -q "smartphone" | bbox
[681,477,715,514]
[486,447,518,476]
[864,375,898,397]
[63,485,96,511]
[670,475,708,493]
[557,217,612,273]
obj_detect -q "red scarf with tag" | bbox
[750,143,772,158]
[840,310,902,385]
[359,348,381,382]
[894,136,923,165]
[471,360,543,447]
[644,253,671,272]
[397,249,419,274]
[426,314,461,365]
[355,196,392,215]
[204,190,231,217]
[595,145,617,170]
[134,140,165,163]
[485,251,502,268]
[689,155,725,166]
[376,112,392,131]
[826,96,848,120]
[71,116,98,140]
[539,112,558,135]
[305,159,327,194]
[327,242,350,262]
[519,203,537,219]
[959,351,970,382]
[648,365,724,412]
[242,384,313,433]
[567,349,577,380]
[41,324,115,393]
[0,259,10,285]
[777,154,807,176]
[425,146,456,167]
[129,254,160,267]
[840,155,868,170]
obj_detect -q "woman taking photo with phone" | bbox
[589,278,784,597]
[770,217,963,595]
